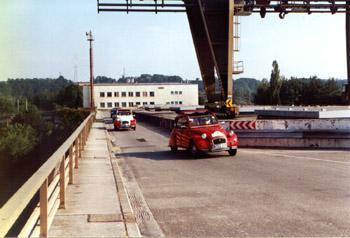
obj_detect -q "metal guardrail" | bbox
[0,113,95,238]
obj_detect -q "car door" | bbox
[176,116,188,148]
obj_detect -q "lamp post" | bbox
[86,31,95,109]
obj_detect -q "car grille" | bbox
[213,138,226,144]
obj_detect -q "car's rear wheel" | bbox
[170,146,178,153]
[114,126,119,131]
[228,149,237,156]
[132,126,136,130]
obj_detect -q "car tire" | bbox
[188,142,199,158]
[228,149,237,156]
[170,146,178,153]
[114,126,119,131]
[132,127,136,130]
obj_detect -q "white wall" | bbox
[81,83,198,109]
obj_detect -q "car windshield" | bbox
[118,111,131,116]
[188,115,218,126]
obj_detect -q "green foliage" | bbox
[233,78,259,104]
[255,78,270,105]
[0,123,38,160]
[0,96,15,115]
[56,84,83,108]
[94,76,117,83]
[270,60,282,104]
[0,76,72,110]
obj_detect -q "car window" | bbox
[176,117,188,128]
[189,115,218,126]
[117,111,131,116]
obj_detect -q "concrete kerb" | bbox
[104,127,142,238]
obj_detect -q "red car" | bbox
[113,109,137,131]
[169,110,238,157]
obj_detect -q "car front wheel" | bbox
[188,143,199,158]
[228,149,237,156]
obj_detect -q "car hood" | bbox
[190,125,227,139]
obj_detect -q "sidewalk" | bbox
[49,122,129,237]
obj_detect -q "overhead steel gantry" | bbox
[98,0,350,104]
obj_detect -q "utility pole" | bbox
[86,31,95,109]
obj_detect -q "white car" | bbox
[113,109,136,130]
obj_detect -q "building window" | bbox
[107,92,112,97]
[143,102,147,105]
[100,92,105,97]
[171,91,174,95]
[136,92,140,97]
[100,102,105,108]
[142,92,148,97]
[175,91,178,95]
[122,102,127,107]
[158,86,164,89]
[175,101,178,104]
[179,91,182,95]
[179,101,183,105]
[150,102,155,105]
[114,102,120,107]
[121,92,127,97]
[166,102,170,105]
[128,92,134,97]
[107,102,113,108]
[114,92,119,97]
[129,102,134,107]
[136,102,141,106]
[150,91,155,97]
[171,101,174,104]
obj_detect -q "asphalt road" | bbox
[108,122,350,237]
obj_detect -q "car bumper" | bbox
[199,145,237,153]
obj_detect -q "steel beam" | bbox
[346,10,350,104]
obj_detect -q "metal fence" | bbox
[0,113,95,238]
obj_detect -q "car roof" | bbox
[176,110,211,117]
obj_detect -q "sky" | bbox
[0,1,347,82]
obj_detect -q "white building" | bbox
[80,83,199,109]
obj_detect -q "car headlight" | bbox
[229,130,234,137]
[201,133,207,139]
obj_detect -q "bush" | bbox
[0,124,38,160]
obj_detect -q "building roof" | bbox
[77,82,196,87]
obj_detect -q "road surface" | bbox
[108,122,350,237]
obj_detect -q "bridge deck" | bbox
[48,122,126,237]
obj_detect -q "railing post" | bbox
[69,146,74,184]
[75,139,79,168]
[59,157,65,209]
[39,179,48,238]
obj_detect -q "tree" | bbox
[254,78,270,105]
[270,60,282,105]
[0,123,38,160]
[0,96,15,115]
[56,84,83,108]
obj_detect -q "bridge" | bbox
[1,109,349,237]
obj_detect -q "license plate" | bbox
[213,143,225,149]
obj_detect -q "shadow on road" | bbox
[117,149,232,161]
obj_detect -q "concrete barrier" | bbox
[222,119,350,132]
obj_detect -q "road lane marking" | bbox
[241,150,350,165]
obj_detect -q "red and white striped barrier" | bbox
[229,121,257,130]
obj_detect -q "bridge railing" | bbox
[0,113,95,238]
